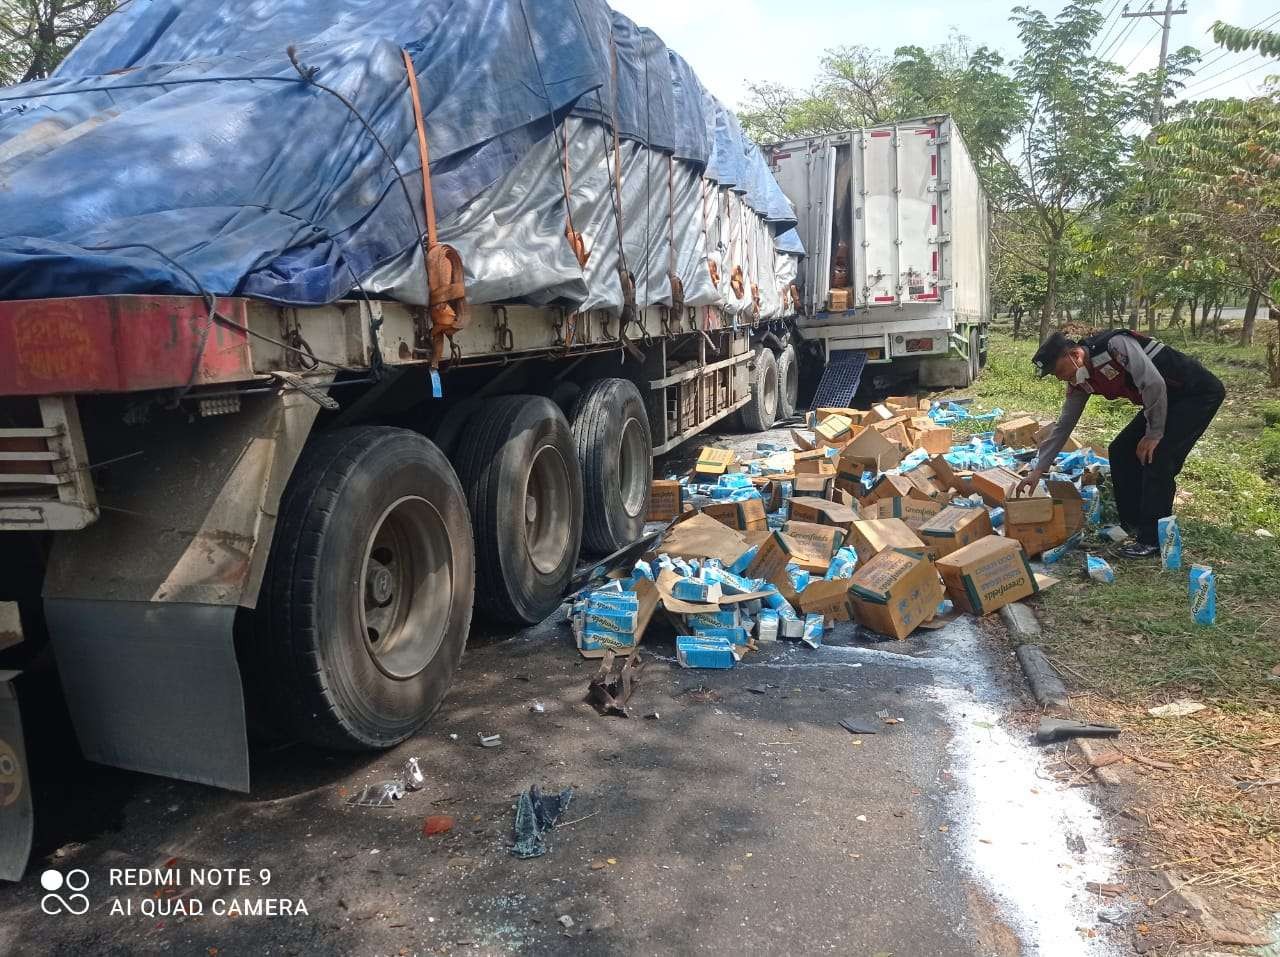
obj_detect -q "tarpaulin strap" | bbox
[561,135,589,267]
[401,49,466,367]
[731,265,745,301]
[666,155,684,317]
[606,34,637,336]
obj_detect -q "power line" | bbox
[1192,10,1280,74]
[1185,55,1277,97]
[1123,24,1165,71]
[1091,0,1127,55]
[1099,16,1140,60]
[1184,49,1266,91]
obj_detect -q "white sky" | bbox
[609,0,1277,109]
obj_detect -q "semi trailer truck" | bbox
[0,0,804,879]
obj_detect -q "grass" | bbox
[958,324,1280,908]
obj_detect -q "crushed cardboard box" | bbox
[702,498,768,532]
[936,535,1042,616]
[847,518,928,565]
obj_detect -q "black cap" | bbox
[1032,332,1074,377]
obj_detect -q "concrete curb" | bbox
[1014,644,1070,710]
[998,601,1041,642]
[1070,738,1121,787]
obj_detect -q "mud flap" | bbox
[0,670,33,881]
[43,600,248,792]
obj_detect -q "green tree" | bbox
[0,0,115,85]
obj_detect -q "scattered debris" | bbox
[586,649,646,717]
[347,780,406,808]
[402,757,425,791]
[478,733,503,748]
[1097,903,1130,926]
[745,685,767,695]
[422,815,455,836]
[1146,700,1205,718]
[529,702,546,714]
[1034,718,1121,744]
[511,784,574,859]
[644,711,660,720]
[1085,882,1126,897]
[839,718,879,735]
[557,915,575,930]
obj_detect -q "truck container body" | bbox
[767,116,990,391]
[0,0,805,881]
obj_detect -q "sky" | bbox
[609,0,1276,111]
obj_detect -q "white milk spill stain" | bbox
[929,617,1122,956]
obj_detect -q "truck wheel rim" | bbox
[784,356,798,407]
[765,363,778,419]
[618,416,647,519]
[525,444,573,575]
[360,495,452,680]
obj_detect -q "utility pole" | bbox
[1121,1,1187,331]
[1122,0,1188,123]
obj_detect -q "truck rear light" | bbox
[905,338,934,352]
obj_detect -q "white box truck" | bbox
[766,115,990,400]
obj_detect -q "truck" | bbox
[766,116,991,402]
[0,0,805,880]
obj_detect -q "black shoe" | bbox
[1115,541,1159,559]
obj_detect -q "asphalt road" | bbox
[0,426,1127,956]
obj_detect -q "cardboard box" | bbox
[881,422,912,450]
[866,473,914,504]
[994,416,1040,449]
[829,288,850,311]
[884,395,919,412]
[660,512,749,564]
[1003,495,1054,525]
[702,498,768,532]
[746,531,833,580]
[794,450,837,476]
[911,420,955,454]
[848,548,943,639]
[789,496,858,527]
[795,577,856,622]
[846,518,928,565]
[906,471,945,501]
[648,480,683,521]
[971,467,1022,507]
[929,454,961,492]
[694,446,735,476]
[917,505,994,559]
[936,536,1039,616]
[876,496,946,529]
[815,413,855,445]
[794,473,834,498]
[840,428,902,474]
[783,521,846,561]
[815,407,858,424]
[870,403,895,421]
[790,428,816,451]
[1047,480,1086,536]
[1004,501,1068,558]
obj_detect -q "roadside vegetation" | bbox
[963,326,1280,913]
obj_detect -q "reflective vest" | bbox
[1070,329,1207,404]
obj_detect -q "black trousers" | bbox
[1109,377,1225,545]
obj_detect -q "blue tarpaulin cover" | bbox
[0,0,799,306]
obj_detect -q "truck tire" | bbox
[776,343,799,420]
[570,378,652,554]
[454,396,584,624]
[431,396,485,461]
[252,428,475,750]
[739,345,779,431]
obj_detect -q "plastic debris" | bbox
[478,733,502,748]
[511,784,574,859]
[558,915,575,929]
[1085,554,1115,583]
[530,702,546,714]
[1034,718,1121,744]
[402,757,425,791]
[1147,699,1205,718]
[839,718,879,735]
[1189,564,1216,626]
[346,780,407,807]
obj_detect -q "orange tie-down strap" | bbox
[403,48,469,363]
[730,266,745,300]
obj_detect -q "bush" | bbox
[1261,425,1280,478]
[1260,400,1280,428]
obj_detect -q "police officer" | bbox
[1016,329,1225,558]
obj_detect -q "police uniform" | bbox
[1033,330,1225,547]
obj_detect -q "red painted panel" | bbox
[873,295,895,302]
[870,130,892,138]
[0,296,253,395]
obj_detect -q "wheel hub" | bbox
[366,561,394,605]
[525,494,538,524]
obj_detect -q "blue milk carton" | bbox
[1189,565,1216,626]
[1158,516,1182,571]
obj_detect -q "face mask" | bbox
[1073,362,1089,385]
